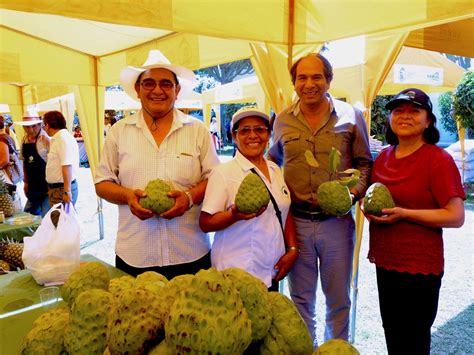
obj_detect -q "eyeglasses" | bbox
[140,79,176,91]
[234,125,269,136]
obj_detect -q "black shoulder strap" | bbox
[250,168,285,237]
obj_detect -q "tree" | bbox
[195,59,254,84]
[438,71,474,138]
[370,95,394,143]
[193,74,219,93]
[443,54,471,70]
[106,85,122,92]
[452,71,474,137]
[438,91,458,138]
[220,102,256,145]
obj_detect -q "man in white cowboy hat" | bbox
[14,110,51,216]
[95,50,219,279]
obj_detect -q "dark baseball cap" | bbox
[385,88,433,112]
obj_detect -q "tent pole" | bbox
[349,269,359,344]
[93,56,105,241]
[97,197,104,240]
[287,0,295,71]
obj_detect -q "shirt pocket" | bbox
[282,133,302,160]
[164,152,201,188]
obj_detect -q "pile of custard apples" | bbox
[21,262,320,354]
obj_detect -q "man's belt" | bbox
[48,179,76,189]
[290,207,331,221]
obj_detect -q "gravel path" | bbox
[73,167,473,354]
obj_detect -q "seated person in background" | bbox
[73,126,83,140]
[200,106,299,291]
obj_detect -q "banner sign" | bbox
[393,64,444,86]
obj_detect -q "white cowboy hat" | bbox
[13,110,43,126]
[119,50,197,101]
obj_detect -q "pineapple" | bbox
[0,260,10,274]
[0,238,24,269]
[0,176,14,217]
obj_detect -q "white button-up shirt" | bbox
[46,129,79,183]
[202,151,290,286]
[95,109,219,267]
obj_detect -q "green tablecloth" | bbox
[0,212,41,242]
[0,254,127,354]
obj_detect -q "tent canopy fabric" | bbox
[2,1,472,50]
[1,2,471,343]
[331,46,466,105]
[0,1,472,176]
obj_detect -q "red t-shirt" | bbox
[368,144,465,275]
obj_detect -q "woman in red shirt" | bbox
[363,88,465,355]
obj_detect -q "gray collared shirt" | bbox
[267,95,373,210]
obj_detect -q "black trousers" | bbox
[116,252,211,280]
[376,267,443,355]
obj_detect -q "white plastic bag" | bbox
[22,203,80,285]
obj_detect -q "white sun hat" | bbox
[119,50,197,101]
[13,110,43,126]
[231,106,270,130]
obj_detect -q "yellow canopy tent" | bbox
[1,1,472,173]
[1,1,472,341]
[331,46,467,104]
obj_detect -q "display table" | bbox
[0,254,127,354]
[0,212,41,242]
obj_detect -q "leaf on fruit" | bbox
[304,150,319,168]
[328,147,341,173]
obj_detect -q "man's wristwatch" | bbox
[63,191,71,196]
[183,191,193,210]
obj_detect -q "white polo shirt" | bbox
[46,129,79,184]
[201,151,291,287]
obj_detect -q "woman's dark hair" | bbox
[0,115,4,130]
[385,110,440,145]
[290,53,334,84]
[43,111,67,130]
[232,117,271,134]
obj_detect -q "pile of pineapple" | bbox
[0,238,24,273]
[0,176,24,274]
[0,176,15,217]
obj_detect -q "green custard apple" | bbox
[317,181,352,217]
[165,268,252,354]
[314,339,360,354]
[139,179,175,215]
[260,292,313,354]
[363,182,395,216]
[235,173,270,214]
[61,261,110,308]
